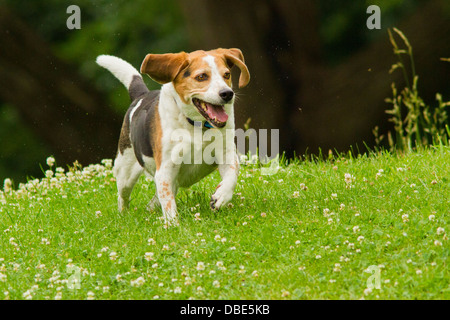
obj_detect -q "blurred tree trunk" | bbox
[0,6,122,166]
[179,0,450,156]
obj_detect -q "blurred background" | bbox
[0,0,449,184]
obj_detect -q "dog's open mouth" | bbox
[192,98,228,128]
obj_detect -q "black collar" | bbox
[186,118,214,129]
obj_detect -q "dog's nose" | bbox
[219,89,234,102]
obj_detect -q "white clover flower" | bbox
[300,183,308,190]
[101,159,113,168]
[144,252,154,261]
[184,277,192,286]
[428,214,435,221]
[363,288,372,296]
[353,226,360,233]
[131,277,145,287]
[436,227,445,235]
[3,178,12,193]
[292,191,300,198]
[45,170,54,179]
[281,290,290,297]
[86,291,95,300]
[183,250,190,258]
[0,273,7,282]
[109,251,118,261]
[344,173,355,184]
[434,240,442,246]
[148,238,156,245]
[196,262,205,271]
[22,290,33,300]
[46,157,55,167]
[174,287,182,294]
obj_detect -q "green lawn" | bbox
[0,146,449,300]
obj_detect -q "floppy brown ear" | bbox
[222,48,250,88]
[140,52,189,84]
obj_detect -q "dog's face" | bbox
[140,48,250,128]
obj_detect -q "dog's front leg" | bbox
[210,153,240,210]
[154,164,179,225]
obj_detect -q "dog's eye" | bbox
[195,73,208,81]
[223,72,231,80]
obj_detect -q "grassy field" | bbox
[0,146,449,300]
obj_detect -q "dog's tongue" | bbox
[205,103,228,123]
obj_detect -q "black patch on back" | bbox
[129,90,161,167]
[129,75,150,101]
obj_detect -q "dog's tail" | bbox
[96,55,149,101]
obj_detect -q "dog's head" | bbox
[140,48,250,128]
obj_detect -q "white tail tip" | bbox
[96,54,141,89]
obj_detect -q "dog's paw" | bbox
[210,197,218,210]
[163,217,179,227]
[210,187,233,211]
[118,196,129,212]
[162,207,179,227]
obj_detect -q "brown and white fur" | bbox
[96,49,250,225]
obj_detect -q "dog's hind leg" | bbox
[113,148,143,212]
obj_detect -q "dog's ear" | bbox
[221,48,250,88]
[140,52,189,84]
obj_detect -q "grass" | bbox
[379,28,450,151]
[0,147,449,300]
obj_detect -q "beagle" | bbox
[96,49,250,225]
